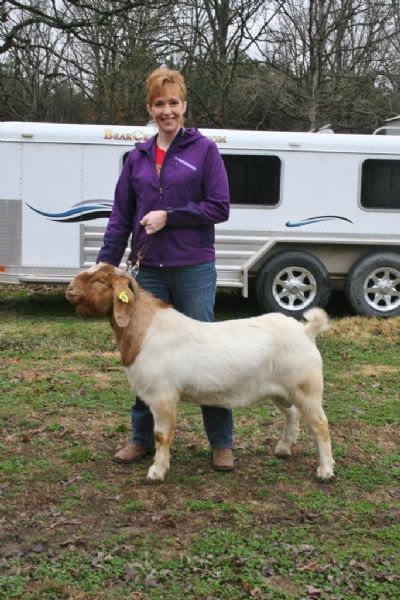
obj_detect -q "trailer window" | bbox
[222,154,280,206]
[361,159,400,210]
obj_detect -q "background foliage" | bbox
[2,0,400,133]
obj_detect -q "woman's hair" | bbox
[146,68,187,106]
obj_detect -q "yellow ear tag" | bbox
[118,291,129,303]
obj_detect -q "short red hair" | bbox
[146,68,187,106]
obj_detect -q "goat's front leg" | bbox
[272,400,300,458]
[146,398,177,483]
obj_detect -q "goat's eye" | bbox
[95,279,108,287]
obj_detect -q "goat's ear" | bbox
[112,279,135,328]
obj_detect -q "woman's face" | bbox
[148,83,187,138]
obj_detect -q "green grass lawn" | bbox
[0,284,399,599]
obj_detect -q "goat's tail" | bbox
[303,307,330,340]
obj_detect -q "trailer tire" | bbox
[345,252,400,317]
[255,251,331,317]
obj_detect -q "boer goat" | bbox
[66,263,335,483]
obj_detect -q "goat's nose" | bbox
[66,282,76,299]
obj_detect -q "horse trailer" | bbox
[1,121,399,317]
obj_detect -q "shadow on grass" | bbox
[0,283,74,318]
[0,282,352,320]
[215,288,352,320]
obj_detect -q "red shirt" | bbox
[156,145,166,176]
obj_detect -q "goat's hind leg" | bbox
[146,397,177,483]
[272,399,300,458]
[296,393,335,481]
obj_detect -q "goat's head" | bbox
[66,263,137,327]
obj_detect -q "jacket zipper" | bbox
[154,132,181,266]
[158,134,181,208]
[141,129,185,267]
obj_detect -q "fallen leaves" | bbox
[307,585,322,597]
[144,574,159,588]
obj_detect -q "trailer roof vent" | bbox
[373,115,400,135]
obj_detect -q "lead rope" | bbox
[126,229,150,279]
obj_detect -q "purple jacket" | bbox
[98,128,230,267]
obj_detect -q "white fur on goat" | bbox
[66,263,335,483]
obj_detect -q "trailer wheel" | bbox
[345,252,400,317]
[255,251,331,317]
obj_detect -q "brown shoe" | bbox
[211,448,234,472]
[113,442,153,464]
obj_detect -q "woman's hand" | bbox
[140,210,167,235]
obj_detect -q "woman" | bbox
[98,68,234,471]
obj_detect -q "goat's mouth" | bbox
[65,289,80,304]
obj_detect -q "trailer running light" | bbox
[0,265,5,272]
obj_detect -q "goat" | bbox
[66,263,335,483]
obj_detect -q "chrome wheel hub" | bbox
[364,267,400,312]
[273,267,317,311]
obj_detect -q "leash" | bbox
[126,229,150,279]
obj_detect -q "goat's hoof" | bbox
[316,466,335,483]
[146,465,165,483]
[145,476,163,485]
[274,444,292,459]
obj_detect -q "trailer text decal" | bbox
[26,201,113,223]
[104,129,153,141]
[286,215,353,227]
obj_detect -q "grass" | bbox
[0,284,399,599]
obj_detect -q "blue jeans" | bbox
[131,261,233,449]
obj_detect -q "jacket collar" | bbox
[136,127,203,154]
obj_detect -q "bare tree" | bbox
[0,0,174,53]
[166,0,277,127]
[0,0,177,122]
[64,1,164,123]
[0,3,74,120]
[2,0,400,130]
[266,0,399,131]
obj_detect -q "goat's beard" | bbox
[75,303,109,319]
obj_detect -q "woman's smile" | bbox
[148,83,187,141]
